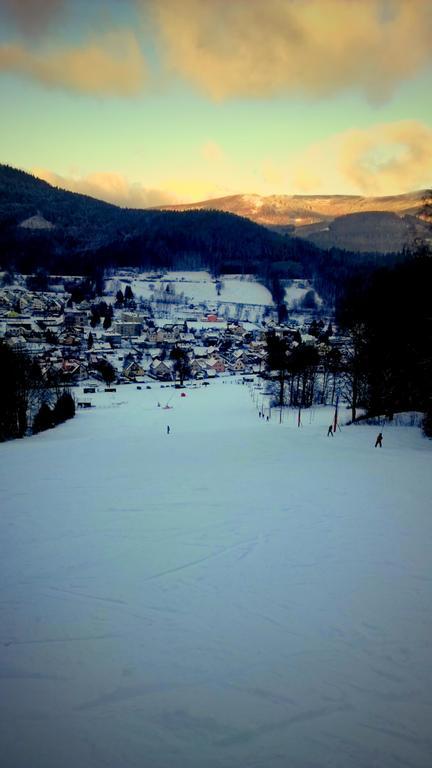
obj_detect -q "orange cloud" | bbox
[288,120,432,195]
[33,169,178,208]
[147,0,432,100]
[339,121,432,195]
[0,30,147,96]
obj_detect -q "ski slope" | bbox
[1,382,432,768]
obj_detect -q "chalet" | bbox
[145,329,165,344]
[124,361,147,380]
[206,356,225,373]
[150,359,173,381]
[61,358,84,379]
[190,359,207,377]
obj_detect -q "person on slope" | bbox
[327,425,334,437]
[375,432,383,447]
[167,425,170,435]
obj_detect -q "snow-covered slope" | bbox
[116,272,273,307]
[1,383,431,767]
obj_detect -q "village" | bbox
[0,269,336,391]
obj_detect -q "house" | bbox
[58,333,80,347]
[145,329,165,344]
[150,359,173,381]
[193,345,209,358]
[206,356,225,373]
[124,361,147,380]
[190,359,207,377]
[61,358,85,379]
[64,308,88,326]
[103,332,122,347]
[114,321,142,337]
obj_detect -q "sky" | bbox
[0,0,431,206]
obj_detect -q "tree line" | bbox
[265,248,432,435]
[336,249,432,433]
[0,341,75,441]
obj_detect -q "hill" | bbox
[160,190,429,253]
[0,164,417,308]
[1,381,432,767]
[0,164,320,277]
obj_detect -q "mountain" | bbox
[159,191,429,253]
[0,164,319,278]
[0,164,424,309]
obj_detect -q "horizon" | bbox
[2,162,427,212]
[1,1,431,207]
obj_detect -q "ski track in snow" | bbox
[1,380,432,767]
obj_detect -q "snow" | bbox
[284,279,322,309]
[113,272,273,307]
[1,382,432,768]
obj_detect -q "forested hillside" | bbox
[0,165,411,306]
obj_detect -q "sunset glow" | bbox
[1,0,431,205]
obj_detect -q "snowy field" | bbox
[114,272,273,307]
[1,382,432,768]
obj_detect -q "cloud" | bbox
[147,0,432,100]
[2,0,431,101]
[0,30,147,96]
[288,120,432,195]
[33,169,178,208]
[339,121,432,195]
[0,0,65,35]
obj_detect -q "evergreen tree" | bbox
[124,285,134,302]
[0,342,29,439]
[53,392,76,424]
[90,307,100,327]
[94,359,116,386]
[266,331,290,406]
[33,403,53,433]
[170,346,190,385]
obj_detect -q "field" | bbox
[1,381,432,767]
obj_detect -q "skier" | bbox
[167,425,170,435]
[327,425,333,437]
[375,432,383,448]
